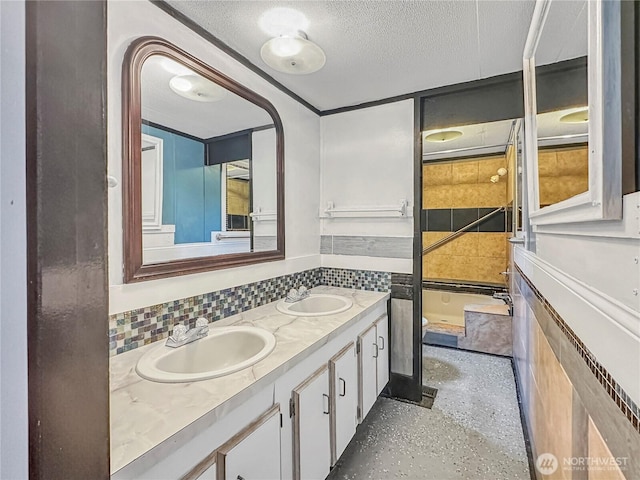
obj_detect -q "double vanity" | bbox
[110,286,390,479]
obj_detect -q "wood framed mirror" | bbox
[122,37,285,283]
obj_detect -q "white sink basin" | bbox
[276,294,353,317]
[136,326,276,383]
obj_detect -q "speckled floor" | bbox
[327,345,530,480]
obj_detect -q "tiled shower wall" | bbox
[538,145,588,207]
[422,154,511,285]
[512,263,639,479]
[109,267,392,356]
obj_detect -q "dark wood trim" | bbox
[26,1,110,478]
[384,99,424,403]
[122,37,285,283]
[412,97,424,400]
[321,70,525,118]
[142,119,205,143]
[621,0,637,194]
[204,124,275,143]
[150,0,321,115]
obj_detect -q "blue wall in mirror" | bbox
[142,124,222,243]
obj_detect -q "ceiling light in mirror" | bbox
[259,7,309,37]
[169,74,226,102]
[135,50,280,275]
[424,130,463,143]
[559,107,589,124]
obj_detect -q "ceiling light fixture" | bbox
[259,7,310,37]
[424,130,463,143]
[260,31,326,75]
[169,74,226,102]
[559,107,589,124]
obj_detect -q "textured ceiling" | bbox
[165,0,538,111]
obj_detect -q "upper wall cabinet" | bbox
[522,0,624,226]
[122,37,284,282]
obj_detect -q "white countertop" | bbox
[110,286,389,474]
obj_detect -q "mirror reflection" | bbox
[140,54,278,265]
[534,0,588,208]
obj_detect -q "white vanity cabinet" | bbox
[374,315,389,395]
[181,405,281,480]
[292,365,331,480]
[357,314,389,422]
[112,291,390,480]
[329,342,357,465]
[217,404,281,480]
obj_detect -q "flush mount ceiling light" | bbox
[259,7,310,37]
[260,31,326,75]
[169,74,226,102]
[559,107,589,124]
[424,130,463,143]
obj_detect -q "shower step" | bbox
[425,323,465,336]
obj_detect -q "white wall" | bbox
[108,1,321,314]
[319,100,414,273]
[515,191,640,406]
[0,0,29,477]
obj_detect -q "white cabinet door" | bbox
[181,453,217,480]
[357,323,378,422]
[292,365,330,480]
[375,315,389,395]
[217,405,281,480]
[329,342,357,465]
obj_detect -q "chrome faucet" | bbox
[166,318,209,348]
[493,292,513,316]
[284,286,309,303]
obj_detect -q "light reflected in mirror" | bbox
[139,54,278,265]
[534,0,588,209]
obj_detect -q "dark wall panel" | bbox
[421,57,588,131]
[421,73,524,130]
[26,1,110,478]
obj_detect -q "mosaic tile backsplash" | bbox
[109,267,392,356]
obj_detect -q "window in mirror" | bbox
[123,38,284,282]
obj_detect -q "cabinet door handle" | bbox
[237,476,245,480]
[373,343,378,358]
[339,377,346,397]
[323,393,330,414]
[378,336,385,350]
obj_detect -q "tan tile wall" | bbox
[423,232,508,285]
[588,418,626,480]
[423,155,508,209]
[422,156,510,285]
[538,145,588,207]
